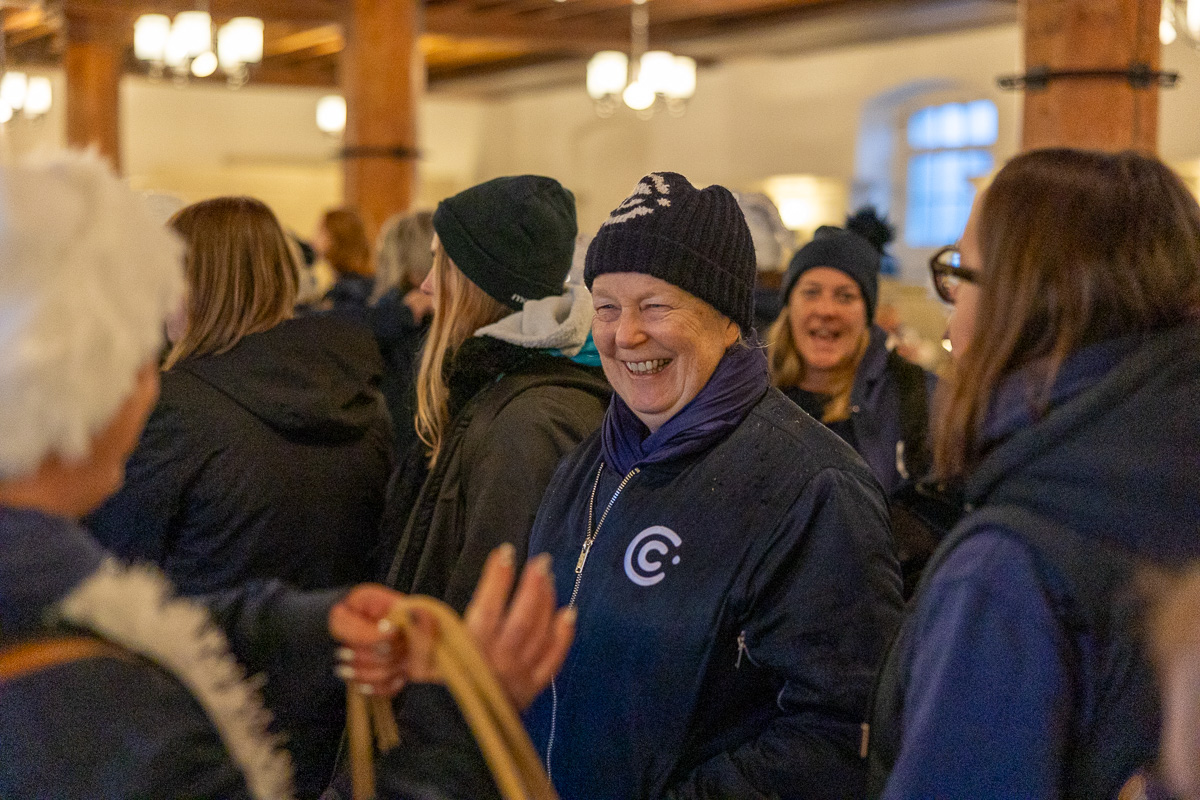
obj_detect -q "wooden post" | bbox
[64,10,125,172]
[1021,0,1162,153]
[341,0,422,248]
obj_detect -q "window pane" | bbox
[907,107,934,149]
[905,154,933,245]
[967,100,998,145]
[941,103,968,148]
[905,148,991,247]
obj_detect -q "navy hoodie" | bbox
[874,322,1200,799]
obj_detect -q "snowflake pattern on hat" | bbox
[602,173,673,227]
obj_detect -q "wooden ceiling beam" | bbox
[62,0,344,25]
[424,4,630,48]
[4,7,48,33]
[263,24,343,58]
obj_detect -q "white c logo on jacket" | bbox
[624,526,682,586]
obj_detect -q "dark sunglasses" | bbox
[929,245,981,304]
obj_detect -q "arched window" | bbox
[903,99,997,247]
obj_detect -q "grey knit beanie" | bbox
[584,172,756,332]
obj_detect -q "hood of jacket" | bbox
[177,315,385,442]
[474,279,593,357]
[966,321,1200,564]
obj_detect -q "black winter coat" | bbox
[91,315,393,594]
[88,315,393,796]
[382,335,610,612]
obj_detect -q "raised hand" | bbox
[465,544,575,710]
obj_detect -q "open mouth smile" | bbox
[624,358,672,375]
[807,327,844,343]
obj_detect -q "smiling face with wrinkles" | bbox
[591,272,739,433]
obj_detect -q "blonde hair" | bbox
[370,210,434,304]
[165,197,299,369]
[414,244,509,463]
[766,308,868,422]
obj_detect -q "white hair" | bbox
[0,152,184,478]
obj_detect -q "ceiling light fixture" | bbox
[315,94,347,137]
[586,0,695,118]
[0,26,51,124]
[1161,0,1200,45]
[134,7,263,87]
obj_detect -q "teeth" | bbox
[624,359,670,375]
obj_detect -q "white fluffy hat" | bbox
[0,152,184,478]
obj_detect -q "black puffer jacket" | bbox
[382,335,610,612]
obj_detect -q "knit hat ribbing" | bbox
[780,226,881,321]
[584,172,757,332]
[433,175,577,310]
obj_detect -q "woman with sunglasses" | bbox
[867,148,1200,798]
[766,226,937,496]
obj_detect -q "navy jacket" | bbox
[525,388,903,799]
[783,326,936,495]
[368,288,431,454]
[873,322,1200,799]
[0,506,336,799]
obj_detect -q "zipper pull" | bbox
[575,539,593,574]
[736,630,748,668]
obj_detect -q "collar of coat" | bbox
[57,559,296,800]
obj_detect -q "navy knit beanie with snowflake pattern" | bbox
[584,172,757,332]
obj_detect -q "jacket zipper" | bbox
[545,462,640,779]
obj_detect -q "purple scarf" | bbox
[601,341,770,475]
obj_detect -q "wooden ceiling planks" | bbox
[5,0,864,88]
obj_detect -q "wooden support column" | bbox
[1021,0,1162,153]
[64,11,125,172]
[341,0,422,247]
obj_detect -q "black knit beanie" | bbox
[584,172,756,333]
[780,226,881,322]
[433,175,577,310]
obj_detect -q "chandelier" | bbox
[0,29,51,123]
[1161,0,1200,45]
[586,0,696,118]
[0,71,51,122]
[134,10,263,86]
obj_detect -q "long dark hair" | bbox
[935,148,1200,478]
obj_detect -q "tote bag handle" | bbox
[347,595,558,800]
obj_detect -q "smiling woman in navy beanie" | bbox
[522,171,901,800]
[380,174,611,614]
[766,219,937,498]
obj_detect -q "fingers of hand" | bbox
[329,583,405,650]
[527,607,577,698]
[335,637,405,696]
[465,543,517,646]
[498,553,556,664]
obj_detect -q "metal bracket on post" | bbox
[997,63,1180,91]
[338,145,421,160]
